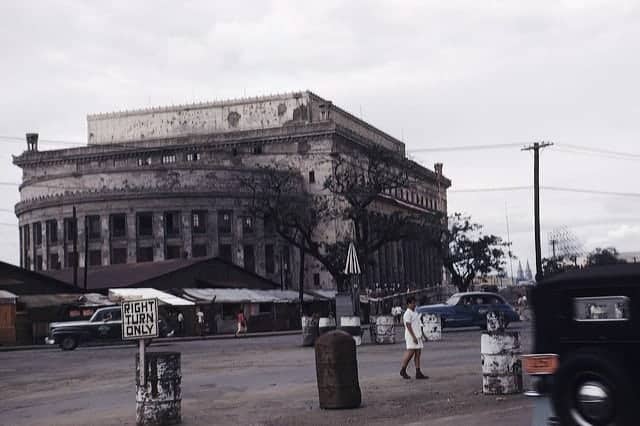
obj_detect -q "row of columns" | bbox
[18,209,291,281]
[365,240,441,289]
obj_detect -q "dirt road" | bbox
[0,324,533,425]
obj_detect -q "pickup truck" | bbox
[45,306,172,350]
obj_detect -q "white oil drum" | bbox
[480,331,523,394]
[421,313,442,341]
[375,315,395,344]
[339,316,362,346]
[318,317,336,335]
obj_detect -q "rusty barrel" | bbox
[301,316,319,346]
[318,317,336,335]
[374,315,395,344]
[481,331,523,395]
[136,352,181,426]
[315,330,362,409]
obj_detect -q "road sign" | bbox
[121,298,159,340]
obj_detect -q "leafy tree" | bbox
[587,247,626,266]
[441,213,511,292]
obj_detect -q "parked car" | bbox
[417,291,520,329]
[45,306,173,350]
[522,264,640,426]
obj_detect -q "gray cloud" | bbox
[1,0,639,268]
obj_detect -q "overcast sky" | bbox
[1,1,639,273]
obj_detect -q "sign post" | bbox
[121,298,159,385]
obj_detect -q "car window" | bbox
[91,310,105,322]
[487,296,501,305]
[461,296,474,306]
[109,309,121,321]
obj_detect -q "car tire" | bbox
[60,336,78,351]
[552,351,634,426]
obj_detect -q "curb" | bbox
[0,330,302,352]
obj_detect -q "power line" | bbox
[450,186,531,193]
[0,135,86,146]
[559,143,640,159]
[408,142,526,153]
[450,185,640,198]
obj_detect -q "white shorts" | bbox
[405,333,424,350]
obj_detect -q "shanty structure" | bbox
[180,288,329,333]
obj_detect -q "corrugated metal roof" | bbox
[18,293,114,309]
[0,290,17,303]
[308,289,337,300]
[109,288,195,306]
[182,288,319,304]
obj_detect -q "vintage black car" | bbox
[45,306,172,350]
[523,264,640,426]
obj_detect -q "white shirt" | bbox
[196,311,204,323]
[403,308,424,349]
[403,308,421,335]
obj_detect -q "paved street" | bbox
[0,324,534,426]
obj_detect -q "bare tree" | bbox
[241,145,442,295]
[324,145,441,286]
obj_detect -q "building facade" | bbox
[14,91,450,290]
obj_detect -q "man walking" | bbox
[400,296,428,380]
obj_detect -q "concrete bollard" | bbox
[136,351,181,426]
[302,316,319,346]
[318,317,336,335]
[339,316,362,346]
[315,330,362,409]
[374,315,395,344]
[481,313,523,395]
[421,313,442,341]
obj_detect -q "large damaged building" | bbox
[13,91,450,291]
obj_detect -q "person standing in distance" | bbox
[177,311,184,336]
[400,296,428,380]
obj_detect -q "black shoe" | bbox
[400,369,411,380]
[415,371,429,380]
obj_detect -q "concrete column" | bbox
[127,212,137,263]
[390,242,398,283]
[101,216,110,266]
[182,210,192,258]
[78,216,87,267]
[208,210,218,257]
[153,212,165,261]
[41,223,48,271]
[29,223,36,271]
[234,211,243,267]
[372,249,380,285]
[57,218,64,269]
[397,242,405,286]
[18,226,23,268]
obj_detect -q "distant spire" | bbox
[525,261,533,281]
[517,261,525,282]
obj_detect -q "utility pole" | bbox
[522,142,553,282]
